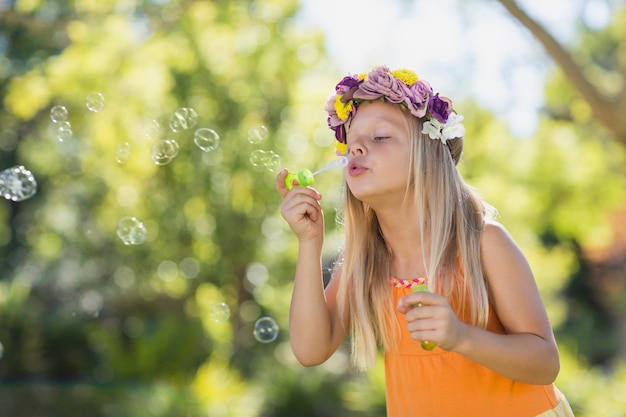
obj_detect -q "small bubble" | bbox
[0,165,38,202]
[253,316,279,343]
[56,121,73,142]
[247,125,268,144]
[143,119,160,140]
[86,92,105,112]
[0,341,3,359]
[151,139,179,166]
[210,302,230,323]
[50,105,68,123]
[116,216,147,245]
[194,128,220,152]
[115,142,131,164]
[264,151,281,172]
[169,107,197,132]
[250,149,268,167]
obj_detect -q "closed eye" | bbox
[374,136,389,141]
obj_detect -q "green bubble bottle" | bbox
[412,283,437,351]
[285,156,348,191]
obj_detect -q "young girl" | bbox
[276,65,574,416]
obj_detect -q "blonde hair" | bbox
[335,105,496,370]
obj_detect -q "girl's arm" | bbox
[398,221,560,384]
[277,170,347,366]
[455,221,560,383]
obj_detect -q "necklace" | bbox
[390,276,427,288]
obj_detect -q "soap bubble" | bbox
[86,92,105,112]
[210,302,230,323]
[250,149,268,167]
[0,165,38,202]
[151,139,179,166]
[143,119,160,140]
[50,105,68,123]
[0,341,3,359]
[116,216,147,245]
[250,150,281,172]
[194,128,220,152]
[56,121,73,142]
[169,107,197,132]
[115,142,131,164]
[247,125,268,144]
[253,316,279,343]
[264,151,281,172]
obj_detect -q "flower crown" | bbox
[324,65,465,155]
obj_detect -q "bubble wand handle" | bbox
[285,156,348,191]
[412,283,437,351]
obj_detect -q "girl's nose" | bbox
[349,141,365,156]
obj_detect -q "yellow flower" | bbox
[334,95,353,121]
[358,72,367,81]
[391,69,419,86]
[335,141,348,155]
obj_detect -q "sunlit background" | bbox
[1,0,626,416]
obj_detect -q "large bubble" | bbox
[169,107,198,132]
[0,165,38,202]
[194,128,220,152]
[253,316,279,343]
[86,92,105,112]
[116,216,147,245]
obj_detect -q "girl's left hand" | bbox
[396,291,467,352]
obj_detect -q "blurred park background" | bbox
[1,0,626,415]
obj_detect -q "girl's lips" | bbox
[348,159,367,176]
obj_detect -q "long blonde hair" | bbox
[335,105,496,370]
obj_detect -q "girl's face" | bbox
[345,101,412,206]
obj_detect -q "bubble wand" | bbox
[285,156,348,190]
[412,283,437,351]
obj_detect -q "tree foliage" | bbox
[1,0,626,416]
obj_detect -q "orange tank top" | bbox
[385,277,568,417]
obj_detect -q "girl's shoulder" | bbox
[480,220,524,258]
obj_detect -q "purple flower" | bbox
[404,80,433,118]
[428,95,453,124]
[352,66,405,103]
[335,75,361,102]
[324,94,349,143]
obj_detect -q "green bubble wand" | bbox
[285,156,348,190]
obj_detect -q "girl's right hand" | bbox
[276,169,324,243]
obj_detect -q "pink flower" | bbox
[353,66,405,103]
[404,80,433,118]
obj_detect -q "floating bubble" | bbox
[194,128,220,152]
[210,302,230,323]
[169,107,197,132]
[0,165,38,202]
[143,119,160,140]
[250,149,268,167]
[56,121,73,142]
[50,105,68,123]
[151,139,179,166]
[115,142,131,164]
[253,316,279,343]
[0,341,3,359]
[86,92,105,112]
[116,216,147,245]
[247,125,268,144]
[264,151,281,172]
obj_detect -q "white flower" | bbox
[441,113,465,140]
[422,119,444,141]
